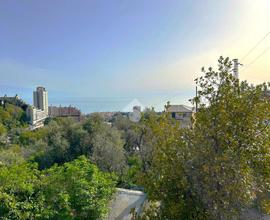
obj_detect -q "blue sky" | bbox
[0,0,269,112]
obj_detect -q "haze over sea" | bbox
[1,85,194,113]
[32,96,192,114]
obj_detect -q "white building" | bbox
[26,106,47,129]
[27,87,49,130]
[33,86,48,116]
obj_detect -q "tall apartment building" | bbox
[33,87,48,116]
[26,87,49,130]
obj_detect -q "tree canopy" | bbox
[0,156,116,220]
[1,57,269,219]
[139,57,270,219]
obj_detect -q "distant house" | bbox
[0,95,28,110]
[49,105,82,121]
[165,103,194,128]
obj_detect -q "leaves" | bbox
[140,57,270,219]
[0,156,116,219]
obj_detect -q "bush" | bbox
[0,156,117,219]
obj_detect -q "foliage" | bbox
[0,144,25,166]
[119,156,143,189]
[0,104,27,130]
[41,156,117,220]
[139,57,270,219]
[138,115,206,219]
[2,57,269,219]
[19,128,48,146]
[189,57,270,219]
[0,162,43,219]
[0,156,116,219]
[78,114,126,176]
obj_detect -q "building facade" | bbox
[26,106,47,129]
[33,87,48,116]
[0,95,28,110]
[49,105,82,121]
[165,104,194,128]
[27,87,49,130]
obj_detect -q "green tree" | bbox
[91,128,126,172]
[140,57,270,219]
[34,120,70,169]
[0,123,7,145]
[0,162,43,219]
[41,156,117,220]
[0,145,25,166]
[0,156,117,220]
[139,115,204,219]
[87,115,127,175]
[189,57,270,219]
[0,104,27,130]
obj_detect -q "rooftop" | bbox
[166,104,194,113]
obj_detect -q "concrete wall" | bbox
[106,189,270,220]
[107,188,146,220]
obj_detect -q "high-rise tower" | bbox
[33,87,48,116]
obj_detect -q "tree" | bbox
[41,156,117,220]
[90,122,127,175]
[189,57,270,219]
[0,123,7,145]
[0,162,43,219]
[0,104,27,130]
[81,113,127,175]
[34,120,70,169]
[0,144,25,166]
[138,115,204,219]
[140,57,270,219]
[0,156,117,220]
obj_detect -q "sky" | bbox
[0,0,270,112]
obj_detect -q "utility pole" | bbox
[195,86,198,112]
[232,58,242,79]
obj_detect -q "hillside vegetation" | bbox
[0,57,269,219]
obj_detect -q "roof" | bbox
[166,105,193,113]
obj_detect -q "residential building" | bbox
[33,87,48,116]
[0,95,28,110]
[49,105,82,121]
[26,105,47,129]
[165,103,194,128]
[26,87,49,130]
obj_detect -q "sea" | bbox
[0,86,192,114]
[48,96,170,114]
[48,95,192,114]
